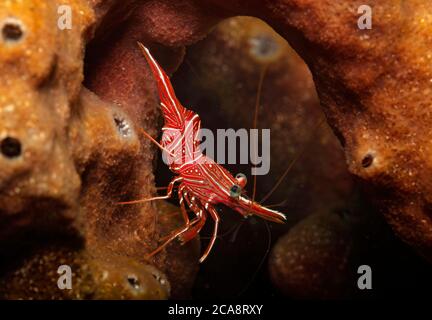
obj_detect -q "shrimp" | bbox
[119,43,286,263]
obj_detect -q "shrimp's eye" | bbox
[235,173,247,188]
[230,184,242,198]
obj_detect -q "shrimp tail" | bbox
[138,42,185,128]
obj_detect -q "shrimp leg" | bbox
[199,204,220,263]
[118,176,182,205]
[146,187,200,259]
[158,185,200,242]
[178,193,207,244]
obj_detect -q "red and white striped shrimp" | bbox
[119,42,286,263]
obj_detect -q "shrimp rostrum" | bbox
[119,43,286,263]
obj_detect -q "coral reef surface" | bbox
[1,0,432,300]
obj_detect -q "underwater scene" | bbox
[0,0,431,304]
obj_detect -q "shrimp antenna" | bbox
[236,219,272,297]
[138,127,176,157]
[251,64,268,204]
[260,118,326,205]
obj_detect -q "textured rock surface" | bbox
[0,0,200,299]
[0,0,92,239]
[0,245,171,300]
[117,0,432,262]
[269,212,354,299]
[1,0,431,300]
[250,0,432,262]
